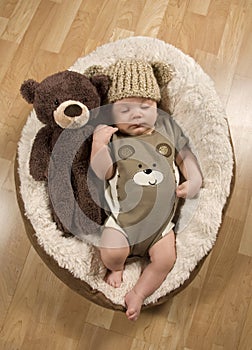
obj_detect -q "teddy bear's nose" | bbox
[144,169,152,175]
[64,104,82,117]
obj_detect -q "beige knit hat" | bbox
[107,59,162,103]
[84,59,173,104]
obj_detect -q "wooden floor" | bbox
[0,0,251,349]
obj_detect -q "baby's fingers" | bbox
[93,125,118,144]
[95,125,118,135]
[176,183,188,198]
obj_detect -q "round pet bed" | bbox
[15,37,234,311]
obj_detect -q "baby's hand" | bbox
[92,124,118,146]
[176,180,201,199]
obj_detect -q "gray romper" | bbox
[104,113,188,258]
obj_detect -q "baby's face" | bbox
[112,97,157,136]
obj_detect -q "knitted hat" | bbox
[84,59,173,104]
[106,59,162,103]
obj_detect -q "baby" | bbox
[90,59,202,321]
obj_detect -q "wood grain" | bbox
[0,1,251,349]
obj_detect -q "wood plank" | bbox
[158,0,189,47]
[186,218,252,349]
[1,0,40,43]
[0,16,8,36]
[88,0,126,44]
[238,296,252,350]
[194,2,248,100]
[160,256,211,348]
[0,40,19,84]
[135,0,168,37]
[114,0,145,32]
[0,0,19,18]
[40,0,82,53]
[239,197,252,257]
[188,0,211,16]
[226,76,252,129]
[0,167,31,330]
[110,28,135,43]
[85,303,114,329]
[0,247,91,349]
[235,8,252,78]
[20,323,78,350]
[177,0,229,56]
[77,323,133,350]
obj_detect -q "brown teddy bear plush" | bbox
[20,70,110,238]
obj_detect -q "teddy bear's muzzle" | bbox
[133,169,164,186]
[54,100,90,129]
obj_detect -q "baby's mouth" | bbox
[131,122,142,127]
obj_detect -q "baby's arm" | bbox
[90,124,118,180]
[175,146,202,198]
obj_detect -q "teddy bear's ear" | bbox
[90,75,111,100]
[20,79,40,104]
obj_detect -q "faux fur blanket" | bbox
[17,37,233,307]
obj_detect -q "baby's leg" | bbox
[100,227,130,288]
[125,231,176,321]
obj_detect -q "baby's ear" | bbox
[20,79,39,103]
[118,145,135,160]
[151,61,174,87]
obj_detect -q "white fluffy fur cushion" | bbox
[17,37,233,307]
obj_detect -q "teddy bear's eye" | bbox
[54,99,60,107]
[153,163,157,167]
[138,164,142,168]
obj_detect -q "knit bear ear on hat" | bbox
[150,61,173,88]
[150,61,174,112]
[84,64,106,77]
[84,65,111,104]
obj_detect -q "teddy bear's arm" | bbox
[29,126,54,181]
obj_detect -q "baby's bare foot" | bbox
[105,270,123,288]
[125,289,144,321]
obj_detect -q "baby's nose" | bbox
[132,107,143,118]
